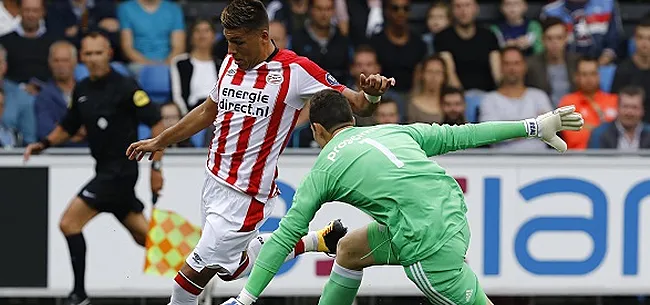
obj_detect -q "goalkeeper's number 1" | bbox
[360,138,404,168]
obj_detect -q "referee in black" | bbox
[23,32,165,305]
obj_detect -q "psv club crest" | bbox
[266,73,284,85]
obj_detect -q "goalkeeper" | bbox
[221,89,583,305]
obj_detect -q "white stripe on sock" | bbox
[332,262,363,281]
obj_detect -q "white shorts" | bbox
[186,173,278,275]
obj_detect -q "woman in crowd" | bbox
[170,18,221,116]
[408,55,449,124]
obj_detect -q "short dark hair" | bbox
[309,89,354,132]
[576,56,599,70]
[354,44,377,57]
[541,16,566,33]
[221,0,269,31]
[441,86,465,101]
[619,85,646,101]
[500,46,524,58]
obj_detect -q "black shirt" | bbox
[291,24,351,86]
[611,58,650,123]
[0,31,57,83]
[434,26,500,92]
[370,30,427,92]
[60,70,161,176]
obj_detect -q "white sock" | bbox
[222,232,320,281]
[169,272,203,305]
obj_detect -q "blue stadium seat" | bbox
[599,64,617,93]
[191,129,207,147]
[111,62,131,76]
[74,64,90,81]
[139,65,171,103]
[138,124,151,140]
[464,93,484,124]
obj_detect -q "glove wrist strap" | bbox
[523,118,539,138]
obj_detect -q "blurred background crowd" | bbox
[0,0,649,152]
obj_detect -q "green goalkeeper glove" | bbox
[522,105,584,153]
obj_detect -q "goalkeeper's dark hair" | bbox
[309,89,354,132]
[221,0,269,31]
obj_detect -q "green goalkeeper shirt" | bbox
[244,121,528,299]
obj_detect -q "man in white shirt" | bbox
[480,46,553,150]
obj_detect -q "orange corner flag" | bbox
[144,208,202,277]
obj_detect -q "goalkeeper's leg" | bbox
[219,219,348,281]
[318,222,400,305]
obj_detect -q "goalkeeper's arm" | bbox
[234,171,331,305]
[403,106,583,156]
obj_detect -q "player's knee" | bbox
[59,216,81,235]
[334,236,357,268]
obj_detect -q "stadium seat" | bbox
[629,38,636,57]
[111,62,131,76]
[191,129,206,147]
[74,64,90,81]
[139,65,172,103]
[138,124,151,140]
[599,64,617,93]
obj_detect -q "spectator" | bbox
[480,47,553,151]
[611,17,650,122]
[0,0,57,86]
[435,0,501,92]
[267,0,309,36]
[35,41,86,146]
[440,86,467,126]
[526,17,579,107]
[559,56,618,150]
[0,0,19,36]
[269,20,289,50]
[0,88,18,148]
[0,44,36,144]
[541,0,623,65]
[408,55,448,124]
[46,0,120,57]
[345,0,383,47]
[374,98,400,124]
[118,0,186,73]
[491,0,543,56]
[170,19,221,116]
[348,45,404,124]
[370,0,426,95]
[160,101,193,147]
[588,86,650,149]
[421,2,451,56]
[292,0,350,85]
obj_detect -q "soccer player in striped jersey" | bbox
[221,89,583,305]
[125,1,395,304]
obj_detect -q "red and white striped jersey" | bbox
[206,49,346,203]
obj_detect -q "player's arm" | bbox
[235,171,332,305]
[295,58,393,117]
[152,96,216,148]
[403,106,584,156]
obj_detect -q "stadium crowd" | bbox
[0,0,649,151]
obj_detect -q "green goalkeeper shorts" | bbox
[368,221,487,305]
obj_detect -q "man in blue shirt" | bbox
[35,41,86,146]
[0,44,36,144]
[118,0,185,73]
